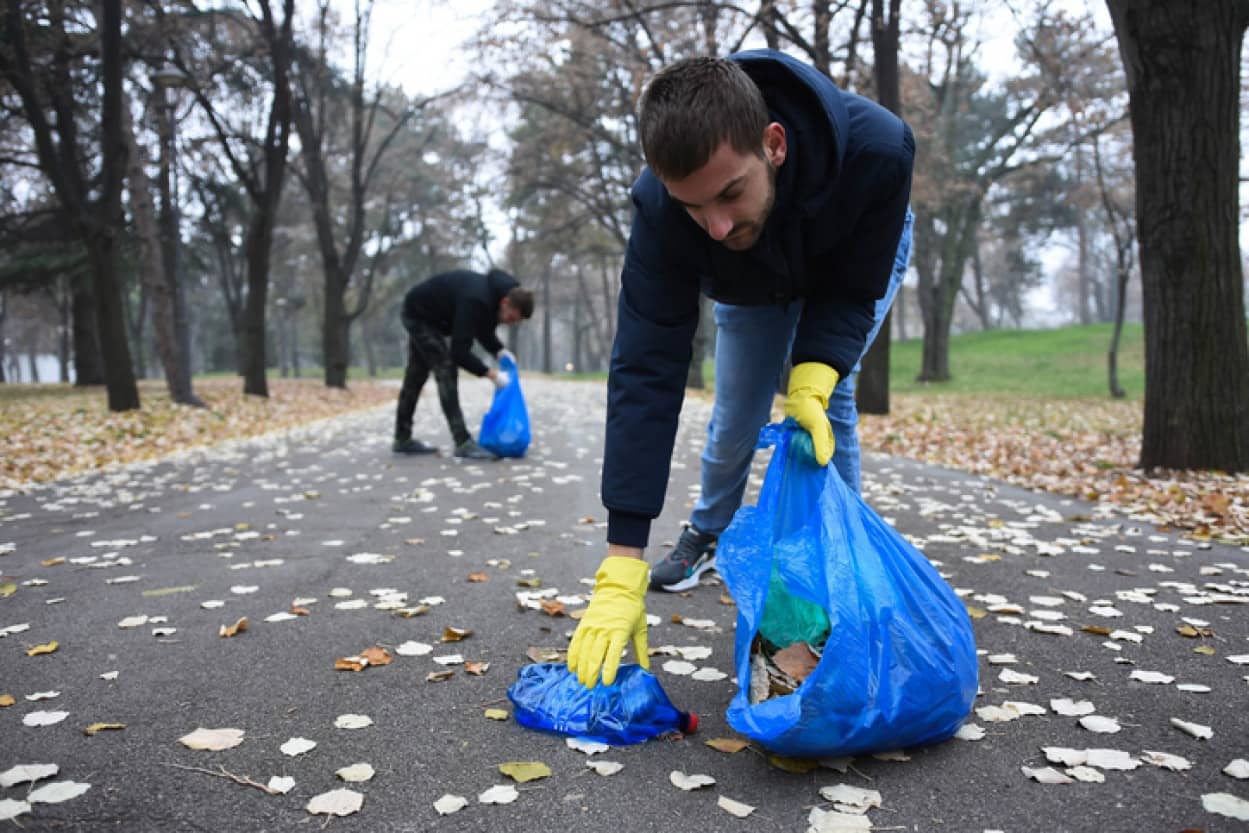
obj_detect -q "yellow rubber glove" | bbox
[566,556,650,688]
[783,362,841,466]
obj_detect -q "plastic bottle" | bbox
[507,662,698,745]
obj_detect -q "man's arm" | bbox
[449,301,492,376]
[602,207,701,550]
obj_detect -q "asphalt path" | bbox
[1,376,1247,833]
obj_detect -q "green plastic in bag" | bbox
[757,566,830,649]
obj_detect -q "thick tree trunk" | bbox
[857,0,903,414]
[70,278,104,385]
[123,97,202,405]
[1108,0,1249,471]
[241,218,273,397]
[323,271,350,388]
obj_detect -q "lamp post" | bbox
[150,62,194,385]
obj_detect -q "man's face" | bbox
[498,300,523,325]
[660,123,785,252]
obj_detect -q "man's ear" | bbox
[763,121,787,167]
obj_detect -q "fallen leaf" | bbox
[808,807,871,831]
[179,727,245,751]
[468,571,489,583]
[1223,759,1249,779]
[280,737,316,757]
[0,583,16,598]
[306,788,363,816]
[819,784,882,812]
[566,737,609,755]
[669,770,715,791]
[526,646,566,663]
[1202,792,1249,821]
[718,795,755,818]
[335,657,366,672]
[268,776,295,794]
[773,643,820,682]
[28,781,90,804]
[516,578,541,588]
[361,646,392,666]
[1194,645,1217,656]
[484,708,509,721]
[1078,715,1122,734]
[499,762,551,783]
[22,711,69,727]
[955,724,986,741]
[83,722,125,736]
[1129,670,1174,684]
[1140,750,1193,771]
[1082,625,1112,636]
[290,605,311,616]
[0,694,14,707]
[1022,765,1074,784]
[705,737,751,754]
[434,794,467,815]
[26,641,58,657]
[586,760,623,776]
[441,626,472,642]
[466,661,490,676]
[1176,624,1213,638]
[336,763,375,783]
[768,755,821,774]
[1171,717,1213,740]
[477,784,519,805]
[40,557,65,567]
[426,670,455,682]
[219,617,248,638]
[540,599,565,617]
[0,764,58,788]
[0,799,29,823]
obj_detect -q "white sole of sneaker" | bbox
[660,557,717,592]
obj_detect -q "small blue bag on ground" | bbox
[478,354,530,457]
[507,662,697,745]
[718,421,978,759]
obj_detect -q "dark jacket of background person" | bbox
[402,269,517,377]
[603,49,915,547]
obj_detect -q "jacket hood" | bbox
[732,49,850,217]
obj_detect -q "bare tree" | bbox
[1,0,139,409]
[1106,0,1249,471]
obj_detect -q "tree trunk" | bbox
[156,89,196,397]
[857,0,903,414]
[323,270,350,387]
[917,198,980,382]
[241,218,273,397]
[1074,142,1092,325]
[0,290,6,383]
[123,94,202,405]
[541,269,552,374]
[1107,0,1249,471]
[70,278,104,385]
[1108,250,1129,399]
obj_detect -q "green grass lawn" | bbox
[887,322,1146,400]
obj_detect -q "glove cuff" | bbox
[596,556,650,594]
[787,362,840,407]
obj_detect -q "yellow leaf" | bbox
[41,557,65,567]
[705,737,751,754]
[515,578,541,588]
[498,762,551,783]
[143,585,197,597]
[396,605,430,618]
[441,626,472,643]
[484,708,510,721]
[525,647,565,663]
[718,593,736,606]
[767,754,820,774]
[965,606,987,620]
[218,617,248,638]
[83,722,125,736]
[1194,645,1216,656]
[0,582,16,598]
[1082,625,1112,636]
[0,693,14,707]
[27,641,58,656]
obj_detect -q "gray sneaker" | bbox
[649,526,717,592]
[393,437,437,454]
[454,439,498,460]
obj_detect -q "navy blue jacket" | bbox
[402,269,515,377]
[603,50,914,548]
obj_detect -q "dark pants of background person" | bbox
[395,313,470,447]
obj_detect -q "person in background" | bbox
[567,51,914,688]
[393,268,534,460]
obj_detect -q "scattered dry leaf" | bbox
[26,641,58,657]
[219,617,248,638]
[179,727,244,751]
[83,723,125,736]
[498,762,550,783]
[441,626,472,643]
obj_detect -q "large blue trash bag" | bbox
[507,663,696,745]
[478,354,530,457]
[718,421,978,759]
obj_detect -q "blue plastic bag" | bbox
[478,354,530,457]
[718,421,978,758]
[507,663,697,745]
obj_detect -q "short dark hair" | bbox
[638,57,769,181]
[505,287,534,319]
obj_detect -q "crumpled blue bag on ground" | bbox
[507,663,697,745]
[718,421,978,759]
[478,354,530,457]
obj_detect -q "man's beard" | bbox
[721,160,777,251]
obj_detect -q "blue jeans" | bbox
[689,210,913,537]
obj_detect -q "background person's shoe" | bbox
[393,438,437,454]
[649,526,717,592]
[454,439,498,460]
